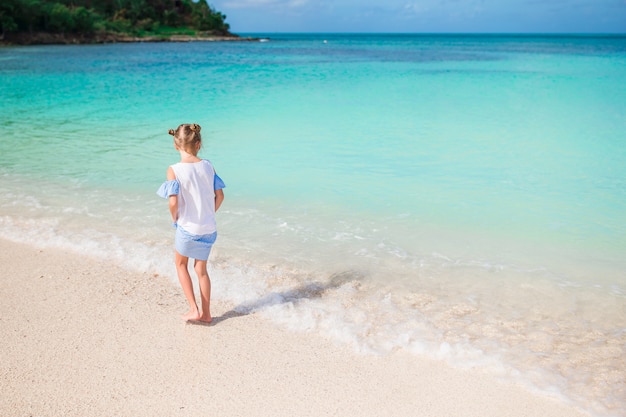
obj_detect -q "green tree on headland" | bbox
[0,0,232,43]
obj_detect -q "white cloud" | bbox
[396,0,486,20]
[402,2,432,16]
[223,0,311,10]
[213,0,626,32]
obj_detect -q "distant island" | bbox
[0,0,255,45]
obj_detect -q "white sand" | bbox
[0,238,590,417]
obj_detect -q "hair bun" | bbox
[168,129,175,136]
[190,123,201,133]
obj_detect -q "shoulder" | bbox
[201,159,215,171]
[166,165,177,180]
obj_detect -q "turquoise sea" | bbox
[1,34,625,416]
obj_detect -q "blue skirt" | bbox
[175,225,217,261]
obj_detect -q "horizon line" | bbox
[234,31,626,36]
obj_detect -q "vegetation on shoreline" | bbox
[0,0,236,44]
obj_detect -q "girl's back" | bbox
[171,160,219,236]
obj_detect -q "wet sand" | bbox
[0,238,590,417]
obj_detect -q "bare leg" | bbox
[194,259,212,323]
[175,251,201,321]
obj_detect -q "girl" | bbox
[157,123,225,323]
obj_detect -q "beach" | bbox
[0,238,591,417]
[1,35,624,416]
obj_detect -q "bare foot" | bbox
[197,315,212,324]
[181,309,201,322]
[187,315,213,326]
[196,313,213,324]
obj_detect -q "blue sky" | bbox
[210,0,626,33]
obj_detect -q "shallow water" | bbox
[1,34,625,416]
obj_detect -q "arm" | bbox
[166,167,178,223]
[168,195,178,223]
[214,188,224,212]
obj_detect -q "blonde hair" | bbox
[168,123,202,155]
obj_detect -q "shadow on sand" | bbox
[189,271,359,327]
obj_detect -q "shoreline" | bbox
[0,237,592,417]
[0,32,262,46]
